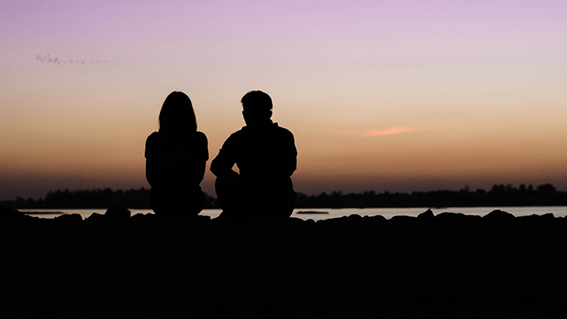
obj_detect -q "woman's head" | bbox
[159,91,197,133]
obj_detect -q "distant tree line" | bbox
[0,188,219,209]
[2,183,566,209]
[295,184,567,208]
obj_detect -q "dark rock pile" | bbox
[1,205,567,318]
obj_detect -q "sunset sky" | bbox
[2,0,567,200]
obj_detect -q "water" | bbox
[21,206,567,221]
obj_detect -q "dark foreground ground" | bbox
[1,207,567,318]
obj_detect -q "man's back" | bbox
[210,90,297,220]
[212,122,296,183]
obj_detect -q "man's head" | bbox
[241,90,273,126]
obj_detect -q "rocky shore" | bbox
[2,205,567,318]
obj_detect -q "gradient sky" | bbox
[2,0,567,200]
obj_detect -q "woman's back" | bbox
[145,91,208,218]
[145,130,208,189]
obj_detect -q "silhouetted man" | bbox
[211,91,297,221]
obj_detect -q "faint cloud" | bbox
[335,127,430,137]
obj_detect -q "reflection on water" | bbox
[21,206,567,221]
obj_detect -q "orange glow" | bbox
[334,127,430,137]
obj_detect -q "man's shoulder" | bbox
[228,123,294,141]
[275,124,293,133]
[273,124,295,139]
[219,129,246,149]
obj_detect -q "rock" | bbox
[517,213,556,225]
[390,215,417,224]
[104,206,131,219]
[463,215,483,223]
[315,214,365,226]
[195,215,211,223]
[417,209,434,221]
[434,212,467,223]
[516,214,540,222]
[315,216,346,226]
[483,210,515,222]
[346,214,364,223]
[54,214,83,224]
[541,213,555,220]
[303,219,316,226]
[131,213,159,224]
[85,212,105,224]
[364,214,387,224]
[286,217,305,225]
[0,206,26,221]
[131,213,143,223]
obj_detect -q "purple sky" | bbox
[1,0,567,200]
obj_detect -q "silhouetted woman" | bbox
[145,91,208,219]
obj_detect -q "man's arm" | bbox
[210,135,239,179]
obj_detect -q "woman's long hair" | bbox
[159,91,197,134]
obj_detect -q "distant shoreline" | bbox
[3,183,567,210]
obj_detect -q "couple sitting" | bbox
[145,90,297,221]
